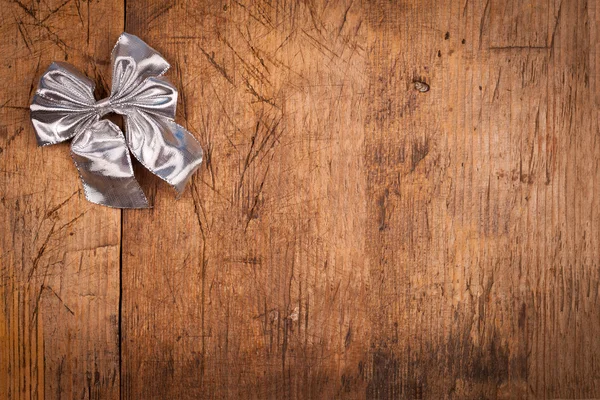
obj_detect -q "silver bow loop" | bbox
[29,33,203,208]
[110,32,171,102]
[30,62,98,145]
[109,33,176,118]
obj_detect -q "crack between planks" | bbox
[118,207,123,400]
[119,3,127,400]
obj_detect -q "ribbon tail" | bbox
[125,110,203,193]
[71,119,149,208]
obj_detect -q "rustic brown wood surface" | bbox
[1,0,599,399]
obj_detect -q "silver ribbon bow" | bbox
[30,33,203,208]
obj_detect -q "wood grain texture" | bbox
[0,0,123,398]
[2,0,600,399]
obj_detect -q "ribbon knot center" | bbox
[94,97,114,117]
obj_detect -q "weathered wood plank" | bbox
[123,1,370,398]
[0,1,123,398]
[121,0,600,398]
[363,0,600,398]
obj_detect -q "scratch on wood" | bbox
[243,78,279,108]
[46,285,75,315]
[198,45,235,85]
[478,0,490,49]
[147,2,175,25]
[338,0,354,36]
[28,55,42,98]
[549,1,563,53]
[27,221,56,283]
[15,17,32,54]
[46,189,80,217]
[231,0,272,28]
[492,68,502,102]
[40,0,73,23]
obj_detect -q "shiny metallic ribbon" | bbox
[30,33,203,208]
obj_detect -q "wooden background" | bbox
[1,0,599,398]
